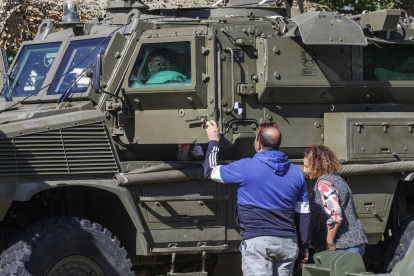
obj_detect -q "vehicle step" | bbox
[151,244,228,253]
[140,195,228,202]
[167,272,208,276]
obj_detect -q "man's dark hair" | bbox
[256,125,282,151]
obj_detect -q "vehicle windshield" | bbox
[47,38,110,96]
[1,43,61,98]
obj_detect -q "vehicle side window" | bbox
[128,42,191,88]
[363,44,414,81]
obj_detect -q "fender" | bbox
[14,179,145,234]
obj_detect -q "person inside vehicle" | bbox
[146,53,188,84]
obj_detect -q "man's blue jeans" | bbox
[338,243,366,256]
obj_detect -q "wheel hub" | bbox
[47,255,105,276]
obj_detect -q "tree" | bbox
[307,0,404,14]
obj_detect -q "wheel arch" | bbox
[12,180,146,255]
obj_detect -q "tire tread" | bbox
[0,217,134,276]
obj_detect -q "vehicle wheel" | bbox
[383,217,414,272]
[0,217,134,276]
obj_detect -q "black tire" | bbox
[383,217,414,272]
[0,217,135,276]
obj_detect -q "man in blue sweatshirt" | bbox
[204,121,310,276]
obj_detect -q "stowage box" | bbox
[324,112,414,162]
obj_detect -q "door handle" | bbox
[185,116,207,124]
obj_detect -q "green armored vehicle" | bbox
[0,0,413,275]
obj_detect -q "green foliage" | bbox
[7,48,18,65]
[308,0,402,13]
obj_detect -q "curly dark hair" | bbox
[304,143,341,178]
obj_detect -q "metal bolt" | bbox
[187,97,194,103]
[179,109,185,117]
[104,111,111,119]
[223,119,228,125]
[209,110,215,117]
[405,147,408,151]
[248,27,254,34]
[46,126,49,129]
[260,118,265,124]
[276,106,281,110]
[155,202,161,207]
[134,98,140,104]
[274,71,280,78]
[221,100,227,106]
[192,136,197,143]
[251,123,256,129]
[362,147,366,151]
[267,114,273,120]
[273,47,280,54]
[115,51,121,58]
[209,97,214,104]
[314,122,321,128]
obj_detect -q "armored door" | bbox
[122,27,216,144]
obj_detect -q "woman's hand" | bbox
[326,243,336,251]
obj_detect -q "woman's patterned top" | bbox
[310,173,369,249]
[318,179,343,230]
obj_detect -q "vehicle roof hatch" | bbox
[292,11,368,46]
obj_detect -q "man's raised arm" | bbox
[204,121,244,185]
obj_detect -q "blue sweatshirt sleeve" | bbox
[204,140,244,184]
[294,176,311,255]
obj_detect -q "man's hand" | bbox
[205,120,220,142]
[299,252,309,269]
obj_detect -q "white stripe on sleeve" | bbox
[211,165,224,183]
[295,201,310,213]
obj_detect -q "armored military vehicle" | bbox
[0,0,413,275]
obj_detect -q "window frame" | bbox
[2,37,69,103]
[39,33,112,101]
[123,36,201,94]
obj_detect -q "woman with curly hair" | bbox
[303,143,368,255]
